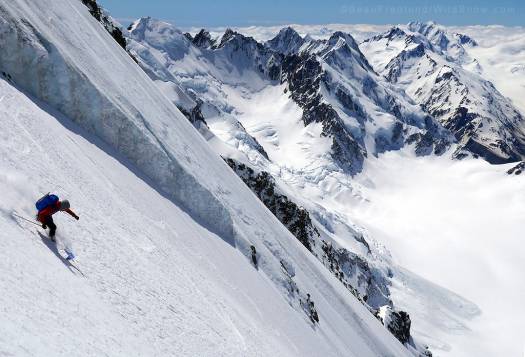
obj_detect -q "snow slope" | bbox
[0,1,411,356]
[1,79,302,357]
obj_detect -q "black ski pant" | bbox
[43,216,57,237]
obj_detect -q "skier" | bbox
[36,194,79,241]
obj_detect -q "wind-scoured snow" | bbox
[0,1,413,356]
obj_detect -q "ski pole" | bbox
[12,212,41,227]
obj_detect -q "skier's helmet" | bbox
[60,200,70,210]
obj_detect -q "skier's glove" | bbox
[75,215,79,221]
[42,224,47,229]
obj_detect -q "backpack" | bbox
[36,193,59,212]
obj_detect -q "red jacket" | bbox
[37,201,78,222]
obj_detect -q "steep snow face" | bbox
[0,79,310,357]
[361,22,525,164]
[0,1,414,356]
[0,1,235,242]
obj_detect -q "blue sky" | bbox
[98,0,524,28]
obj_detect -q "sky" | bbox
[98,0,524,28]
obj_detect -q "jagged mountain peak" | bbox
[277,26,301,38]
[365,26,407,43]
[306,31,375,73]
[407,20,450,50]
[129,16,180,36]
[217,28,250,47]
[190,28,216,48]
[387,26,407,39]
[328,31,360,50]
[214,28,272,58]
[219,28,238,43]
[454,32,478,47]
[266,26,305,54]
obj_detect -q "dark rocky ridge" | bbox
[80,0,127,50]
[507,161,525,175]
[189,29,216,48]
[281,53,366,174]
[224,157,422,349]
[225,158,318,251]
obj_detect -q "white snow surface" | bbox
[0,1,411,356]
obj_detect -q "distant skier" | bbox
[36,194,79,241]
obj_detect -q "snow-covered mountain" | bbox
[124,15,525,357]
[127,18,440,354]
[361,21,525,163]
[0,1,523,356]
[128,18,455,179]
[0,1,420,356]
